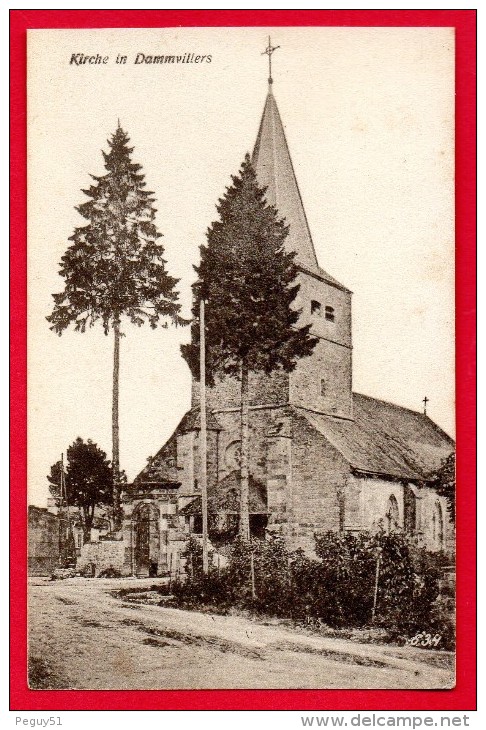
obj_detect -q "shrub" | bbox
[98,566,122,578]
[171,531,452,647]
[313,531,377,626]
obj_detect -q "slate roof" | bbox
[132,407,222,487]
[296,393,454,481]
[132,394,453,497]
[180,471,268,515]
[178,407,222,433]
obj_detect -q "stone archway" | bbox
[133,502,160,576]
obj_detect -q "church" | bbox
[116,74,454,577]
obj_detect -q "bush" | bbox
[98,566,123,578]
[313,531,444,635]
[171,538,229,608]
[171,531,453,647]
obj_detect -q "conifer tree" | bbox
[47,124,185,527]
[182,154,317,539]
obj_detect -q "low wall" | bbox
[28,556,59,577]
[77,540,126,576]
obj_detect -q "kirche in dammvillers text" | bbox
[69,53,213,65]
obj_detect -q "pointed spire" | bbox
[252,85,319,272]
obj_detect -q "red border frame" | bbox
[10,10,476,711]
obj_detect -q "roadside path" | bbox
[28,578,454,690]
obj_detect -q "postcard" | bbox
[11,11,476,712]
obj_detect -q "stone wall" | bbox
[346,475,454,554]
[192,369,289,412]
[28,506,60,576]
[290,270,353,418]
[190,271,353,420]
[289,412,347,552]
[266,430,292,535]
[418,486,453,553]
[350,476,405,532]
[213,407,287,486]
[290,338,353,419]
[77,540,126,576]
[293,270,352,348]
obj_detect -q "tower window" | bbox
[320,378,326,397]
[325,305,335,322]
[311,300,321,315]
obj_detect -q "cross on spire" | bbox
[262,36,280,86]
[423,396,429,415]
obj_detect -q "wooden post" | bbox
[60,453,73,565]
[239,363,250,540]
[168,551,173,592]
[200,299,209,575]
[250,550,256,600]
[130,515,135,576]
[371,548,382,624]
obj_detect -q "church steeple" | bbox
[198,47,353,421]
[252,49,319,273]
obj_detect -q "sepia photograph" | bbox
[25,25,456,692]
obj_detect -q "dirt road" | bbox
[28,577,454,690]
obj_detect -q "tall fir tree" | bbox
[47,124,185,527]
[182,154,317,539]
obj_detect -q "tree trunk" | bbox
[239,362,250,540]
[82,506,93,543]
[112,317,121,530]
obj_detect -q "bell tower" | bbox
[196,46,353,420]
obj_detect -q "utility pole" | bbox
[371,546,382,624]
[200,298,209,574]
[60,453,72,566]
[61,453,71,524]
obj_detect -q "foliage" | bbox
[181,154,317,537]
[171,538,228,608]
[47,124,185,524]
[181,153,316,383]
[98,567,123,578]
[47,123,184,336]
[429,452,456,523]
[312,532,444,636]
[48,438,114,540]
[172,532,453,648]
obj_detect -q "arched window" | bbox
[224,441,241,471]
[311,300,321,315]
[386,494,399,533]
[432,501,444,550]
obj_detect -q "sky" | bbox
[27,27,455,506]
